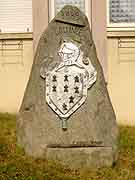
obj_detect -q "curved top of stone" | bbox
[55,5,86,27]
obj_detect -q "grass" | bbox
[0,113,135,180]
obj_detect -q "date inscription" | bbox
[60,7,80,18]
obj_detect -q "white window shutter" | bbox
[0,0,32,33]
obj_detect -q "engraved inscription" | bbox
[56,26,82,35]
[60,7,80,18]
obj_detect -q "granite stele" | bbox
[17,5,118,169]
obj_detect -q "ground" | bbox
[0,113,135,180]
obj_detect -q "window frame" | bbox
[49,0,91,24]
[107,0,135,30]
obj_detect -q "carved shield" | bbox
[40,41,97,124]
[46,65,88,118]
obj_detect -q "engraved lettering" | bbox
[56,26,82,35]
[62,8,80,18]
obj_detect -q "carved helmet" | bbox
[58,42,80,63]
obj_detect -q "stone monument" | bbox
[17,5,118,169]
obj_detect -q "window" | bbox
[0,0,32,33]
[107,0,135,28]
[49,0,91,22]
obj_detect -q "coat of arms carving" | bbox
[40,41,97,130]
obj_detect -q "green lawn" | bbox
[0,113,135,180]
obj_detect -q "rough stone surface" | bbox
[46,147,116,169]
[17,5,119,169]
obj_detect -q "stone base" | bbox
[46,147,117,169]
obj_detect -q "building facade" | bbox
[107,0,135,125]
[0,0,33,112]
[0,0,135,125]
